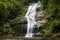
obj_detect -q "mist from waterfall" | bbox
[25,1,41,37]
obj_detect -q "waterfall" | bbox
[25,1,41,37]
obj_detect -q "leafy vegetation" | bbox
[41,0,60,36]
[0,0,28,36]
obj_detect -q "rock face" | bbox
[36,10,46,27]
[32,10,46,33]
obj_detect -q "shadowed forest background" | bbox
[0,0,60,39]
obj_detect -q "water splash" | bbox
[25,1,41,37]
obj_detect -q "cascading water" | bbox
[25,1,41,37]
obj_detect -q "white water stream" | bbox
[25,1,41,37]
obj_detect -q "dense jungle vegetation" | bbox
[0,0,60,38]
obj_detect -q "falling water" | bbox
[25,1,41,37]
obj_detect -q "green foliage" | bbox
[2,24,12,35]
[41,0,60,35]
[41,0,48,10]
[0,0,28,36]
[0,1,9,27]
